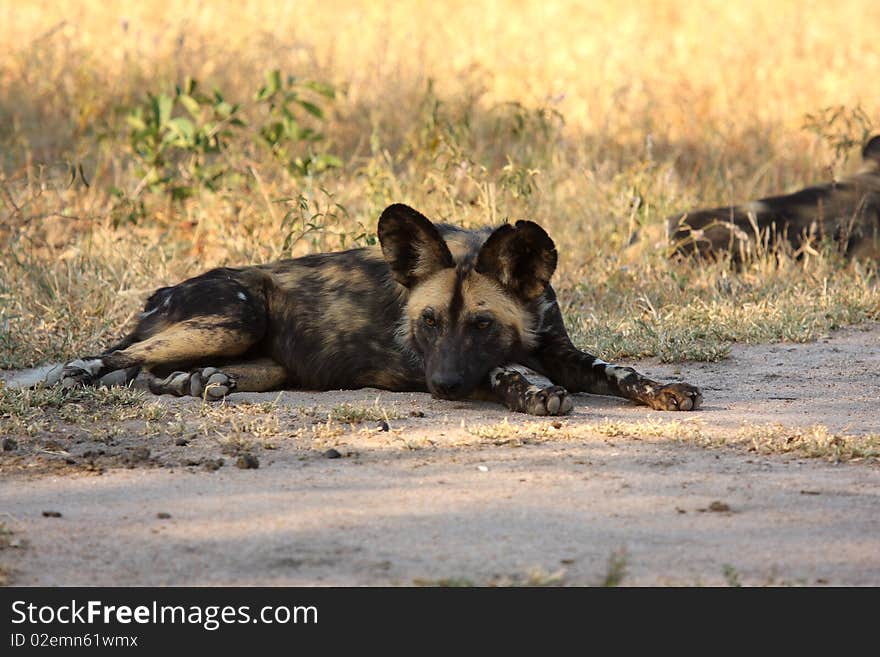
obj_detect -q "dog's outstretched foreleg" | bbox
[533,296,702,411]
[489,364,574,416]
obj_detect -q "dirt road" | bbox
[1,324,879,586]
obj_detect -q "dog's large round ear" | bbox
[862,135,880,166]
[475,220,558,301]
[378,204,455,288]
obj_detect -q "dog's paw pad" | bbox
[201,370,236,400]
[526,385,573,416]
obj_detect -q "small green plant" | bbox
[498,158,540,199]
[723,564,742,587]
[599,548,629,587]
[124,78,245,200]
[802,104,876,172]
[275,188,374,254]
[119,71,338,207]
[255,70,341,176]
[413,577,477,587]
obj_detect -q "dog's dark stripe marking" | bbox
[448,269,466,325]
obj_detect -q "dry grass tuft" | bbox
[735,423,880,463]
[463,415,877,463]
[328,402,402,425]
[0,384,163,437]
[465,418,572,445]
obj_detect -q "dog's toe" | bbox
[149,371,190,396]
[203,371,236,400]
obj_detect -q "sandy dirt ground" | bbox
[1,324,879,586]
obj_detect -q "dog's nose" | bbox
[430,374,465,399]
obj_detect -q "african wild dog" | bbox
[667,135,880,261]
[58,204,702,415]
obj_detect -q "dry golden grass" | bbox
[735,422,880,462]
[462,416,879,463]
[0,385,165,437]
[1,0,879,369]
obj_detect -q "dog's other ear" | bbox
[378,204,455,288]
[475,220,558,301]
[862,135,880,166]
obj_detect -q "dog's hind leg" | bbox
[61,318,262,389]
[60,268,269,391]
[149,357,288,400]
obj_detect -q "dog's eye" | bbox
[422,310,437,327]
[475,319,493,330]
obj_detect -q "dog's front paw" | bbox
[524,385,574,416]
[648,382,702,411]
[60,358,105,389]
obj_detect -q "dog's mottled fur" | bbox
[59,204,701,415]
[668,135,880,261]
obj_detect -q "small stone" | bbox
[156,512,172,519]
[323,448,342,459]
[236,454,260,469]
[477,465,489,472]
[409,410,425,418]
[708,501,731,513]
[2,437,17,451]
[175,437,189,446]
[129,447,151,462]
[42,511,62,518]
[378,420,390,432]
[203,458,224,472]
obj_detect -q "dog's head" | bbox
[378,203,557,399]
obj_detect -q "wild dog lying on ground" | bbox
[57,204,702,415]
[667,135,880,261]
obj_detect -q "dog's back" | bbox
[667,135,880,261]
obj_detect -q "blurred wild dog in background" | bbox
[666,135,880,262]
